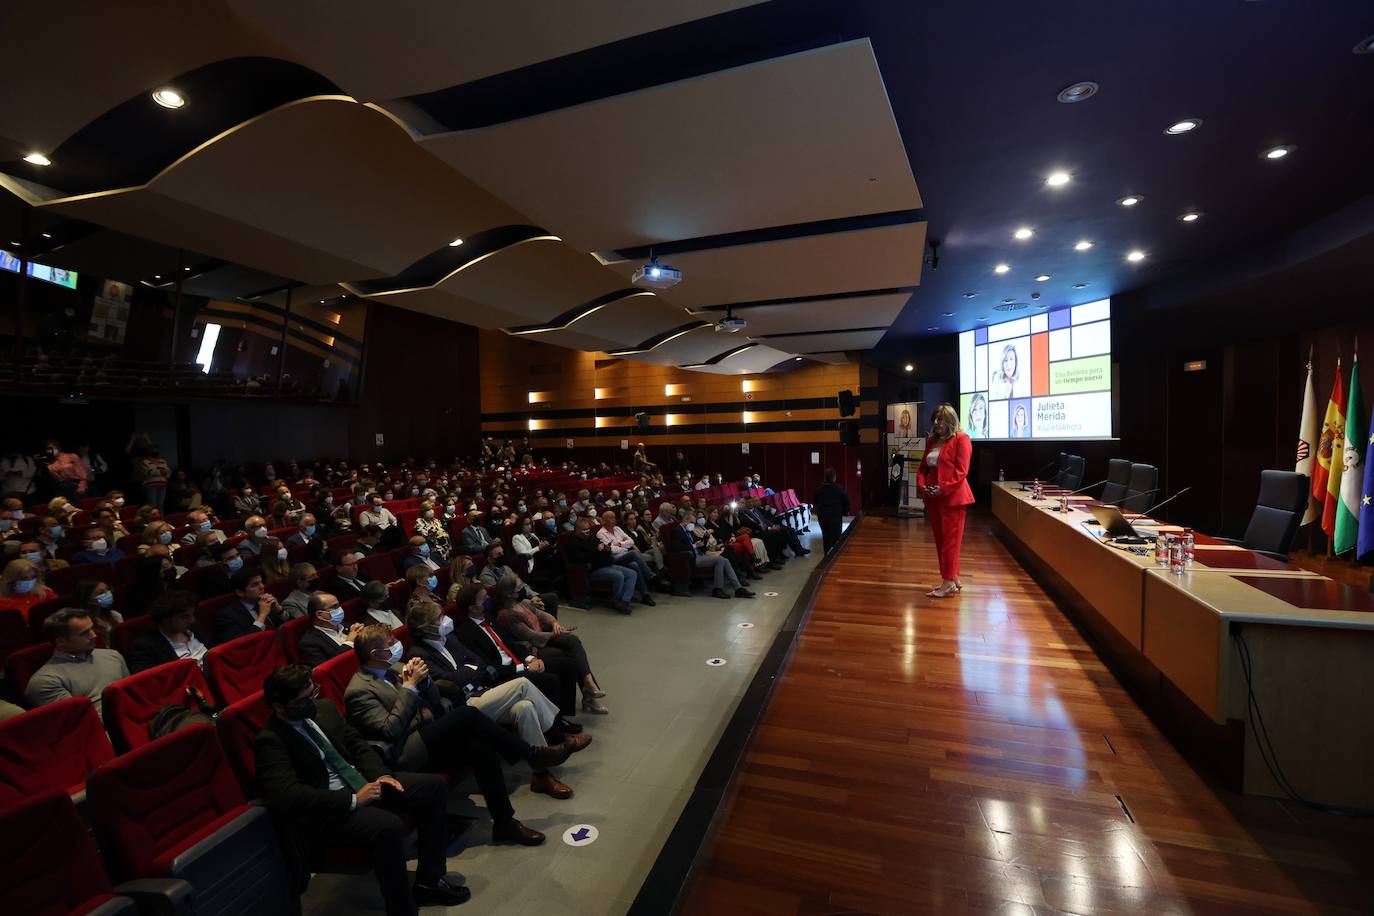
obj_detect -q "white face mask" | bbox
[437,615,454,638]
[89,538,108,553]
[254,526,268,539]
[112,498,124,508]
[277,547,289,561]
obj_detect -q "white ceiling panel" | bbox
[371,288,529,330]
[758,329,887,353]
[551,295,690,344]
[229,1,765,102]
[803,351,852,365]
[717,292,911,336]
[439,240,626,323]
[690,345,796,374]
[606,222,925,310]
[422,39,921,251]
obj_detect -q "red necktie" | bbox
[480,621,522,669]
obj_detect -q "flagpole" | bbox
[1351,339,1359,566]
[1329,352,1341,559]
[1307,343,1316,557]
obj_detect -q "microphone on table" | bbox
[1040,478,1109,510]
[1134,486,1192,521]
[1018,458,1062,490]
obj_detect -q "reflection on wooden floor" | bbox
[680,512,1374,915]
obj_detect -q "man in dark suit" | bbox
[741,497,808,558]
[196,541,242,600]
[128,591,211,673]
[343,626,564,846]
[454,583,580,724]
[400,535,440,573]
[214,567,282,644]
[331,550,369,600]
[254,665,469,914]
[459,513,492,554]
[812,467,851,554]
[297,592,363,668]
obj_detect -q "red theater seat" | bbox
[101,659,212,755]
[0,697,115,810]
[87,723,291,911]
[278,613,314,663]
[313,650,359,709]
[204,630,285,706]
[217,690,272,797]
[0,791,187,916]
[110,614,157,657]
[661,522,715,596]
[5,640,54,701]
[47,561,119,597]
[0,607,30,666]
[195,592,237,640]
[358,550,399,582]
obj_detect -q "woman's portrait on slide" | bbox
[989,339,1029,400]
[898,407,914,440]
[966,393,989,439]
[1010,399,1031,438]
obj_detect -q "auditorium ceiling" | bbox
[2,1,1373,373]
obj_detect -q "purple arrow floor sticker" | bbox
[562,824,599,846]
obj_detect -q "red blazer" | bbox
[917,432,974,507]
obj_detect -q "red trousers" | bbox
[926,500,967,580]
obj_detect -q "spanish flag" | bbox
[1315,361,1346,539]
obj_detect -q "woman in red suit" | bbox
[918,403,974,598]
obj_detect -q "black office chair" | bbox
[1057,455,1086,491]
[1220,470,1310,560]
[1100,458,1132,504]
[1118,463,1159,512]
[1053,452,1071,484]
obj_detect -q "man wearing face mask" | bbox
[255,665,470,913]
[233,486,262,519]
[196,541,244,599]
[595,511,657,604]
[359,496,397,531]
[180,510,216,546]
[344,626,564,847]
[298,592,366,668]
[217,568,284,643]
[400,535,440,573]
[460,511,492,554]
[26,608,129,712]
[281,562,321,620]
[35,516,67,559]
[477,542,563,614]
[71,526,125,566]
[237,515,269,558]
[287,513,326,566]
[128,592,211,673]
[562,517,636,613]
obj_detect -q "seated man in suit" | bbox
[477,542,563,614]
[352,524,383,556]
[332,550,369,600]
[741,497,809,558]
[562,516,637,613]
[70,525,126,566]
[666,510,755,600]
[344,626,566,846]
[406,595,587,799]
[454,583,581,729]
[128,591,210,673]
[280,562,319,620]
[215,567,283,644]
[298,592,365,668]
[459,512,492,555]
[400,535,440,573]
[196,540,243,600]
[254,665,469,914]
[286,513,326,564]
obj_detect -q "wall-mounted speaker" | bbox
[837,389,856,417]
[635,412,649,431]
[838,420,859,446]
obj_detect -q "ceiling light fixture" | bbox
[941,311,954,317]
[1165,118,1202,134]
[40,232,51,239]
[1117,195,1143,207]
[977,316,987,321]
[994,263,1011,274]
[1056,81,1099,103]
[1035,274,1052,282]
[448,238,464,247]
[962,291,977,298]
[1013,226,1034,240]
[1126,250,1146,262]
[1353,33,1374,55]
[904,363,914,372]
[1262,145,1295,160]
[1072,282,1088,289]
[1002,298,1015,304]
[9,241,19,247]
[22,152,51,166]
[1178,211,1203,222]
[1074,240,1093,251]
[151,88,186,109]
[794,357,802,361]
[927,326,939,331]
[1045,171,1072,187]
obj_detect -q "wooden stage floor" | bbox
[679,511,1374,915]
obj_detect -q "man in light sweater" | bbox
[26,608,129,713]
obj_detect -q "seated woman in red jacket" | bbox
[917,403,974,598]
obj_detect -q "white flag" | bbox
[1296,361,1320,526]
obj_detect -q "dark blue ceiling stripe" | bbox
[400,4,851,132]
[750,326,888,340]
[0,57,340,197]
[505,288,651,334]
[687,286,919,314]
[346,224,553,296]
[605,209,925,262]
[680,342,758,368]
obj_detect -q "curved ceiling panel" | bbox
[546,295,690,345]
[368,287,530,331]
[757,329,886,353]
[435,240,629,323]
[709,292,912,336]
[686,344,795,374]
[228,0,766,102]
[422,39,921,251]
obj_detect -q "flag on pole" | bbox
[1295,357,1320,526]
[1357,400,1374,561]
[1334,357,1363,555]
[1315,361,1346,539]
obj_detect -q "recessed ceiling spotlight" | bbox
[1013,226,1034,240]
[1353,33,1374,55]
[794,357,802,361]
[927,326,939,331]
[941,311,954,317]
[1072,282,1088,289]
[449,238,464,247]
[1002,298,1015,304]
[151,88,186,109]
[1178,211,1203,222]
[1117,195,1143,207]
[1262,145,1295,160]
[1165,118,1202,134]
[153,275,161,280]
[994,263,1011,274]
[976,316,987,321]
[9,241,19,247]
[1035,274,1052,282]
[40,232,52,239]
[1045,171,1072,187]
[22,152,51,166]
[1126,250,1146,262]
[962,291,977,298]
[1056,81,1099,103]
[1073,240,1093,251]
[904,363,914,372]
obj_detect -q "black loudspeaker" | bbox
[635,412,649,431]
[838,420,860,446]
[837,389,856,417]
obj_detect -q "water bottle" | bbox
[1169,537,1185,575]
[1032,478,1042,500]
[1155,533,1169,566]
[1183,528,1195,565]
[1060,494,1069,513]
[999,468,1005,482]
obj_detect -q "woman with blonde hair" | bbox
[413,500,453,561]
[258,537,290,581]
[917,403,974,598]
[139,520,177,555]
[405,563,440,604]
[0,558,53,611]
[445,555,476,603]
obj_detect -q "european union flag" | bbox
[1358,403,1374,561]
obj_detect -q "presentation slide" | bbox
[957,299,1112,440]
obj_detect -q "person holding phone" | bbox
[918,403,974,598]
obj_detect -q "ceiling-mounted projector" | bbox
[631,260,681,290]
[716,316,747,333]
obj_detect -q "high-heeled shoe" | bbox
[926,585,952,598]
[582,698,610,715]
[584,682,607,699]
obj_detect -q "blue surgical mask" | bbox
[388,641,403,664]
[418,543,430,556]
[14,578,36,594]
[438,615,454,637]
[329,606,345,626]
[95,590,115,608]
[199,521,212,532]
[304,525,316,536]
[545,518,556,530]
[411,488,420,497]
[158,531,173,544]
[226,556,244,571]
[22,551,41,564]
[557,499,567,509]
[426,575,438,590]
[50,525,64,538]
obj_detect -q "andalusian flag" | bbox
[1334,358,1364,555]
[1315,362,1346,539]
[1295,360,1320,526]
[1357,402,1374,561]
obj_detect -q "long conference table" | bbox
[992,481,1374,809]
